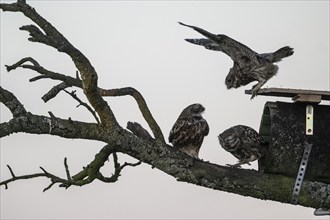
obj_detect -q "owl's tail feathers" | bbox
[272,46,294,62]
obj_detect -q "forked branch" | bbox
[63,89,100,123]
[1,0,117,127]
[5,57,164,142]
[1,150,141,192]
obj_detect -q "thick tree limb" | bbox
[0,97,329,208]
[124,122,330,209]
[0,108,104,140]
[0,86,27,117]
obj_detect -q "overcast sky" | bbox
[1,1,329,219]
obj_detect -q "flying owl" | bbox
[179,22,294,99]
[169,103,209,159]
[218,125,268,168]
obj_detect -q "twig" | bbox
[7,165,15,178]
[48,111,56,119]
[64,158,71,181]
[43,182,56,192]
[75,71,81,80]
[29,75,48,82]
[120,161,142,170]
[0,165,48,190]
[5,57,40,72]
[63,90,100,123]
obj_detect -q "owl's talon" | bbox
[250,89,258,100]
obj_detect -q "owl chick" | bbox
[179,22,294,99]
[169,103,209,159]
[218,125,268,168]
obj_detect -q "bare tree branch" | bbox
[42,82,71,102]
[1,1,117,127]
[63,158,72,181]
[6,57,82,86]
[0,86,138,189]
[102,88,165,143]
[96,152,141,183]
[63,89,100,123]
[71,144,116,182]
[5,58,164,142]
[1,165,48,190]
[0,86,27,117]
[0,148,141,191]
[0,107,103,139]
[5,57,40,71]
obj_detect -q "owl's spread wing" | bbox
[179,22,259,68]
[186,37,259,69]
[185,38,223,52]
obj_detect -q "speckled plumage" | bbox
[169,103,209,159]
[218,125,268,168]
[179,22,294,99]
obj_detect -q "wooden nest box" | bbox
[247,88,330,184]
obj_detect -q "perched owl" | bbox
[218,125,268,168]
[179,22,294,99]
[169,103,209,159]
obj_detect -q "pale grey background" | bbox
[1,1,329,219]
